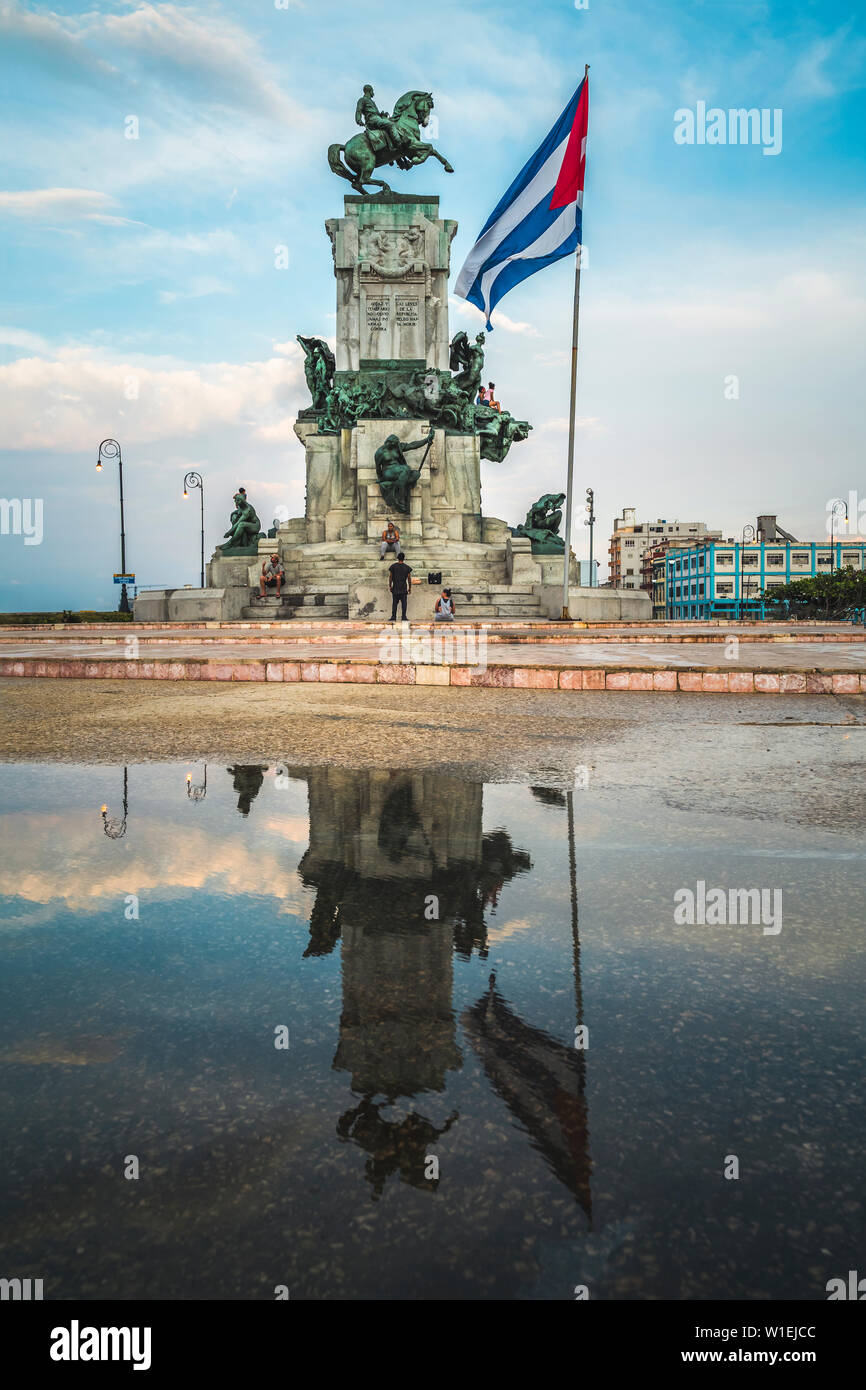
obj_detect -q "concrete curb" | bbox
[1,655,863,694]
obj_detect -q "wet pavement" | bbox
[1,636,864,669]
[0,695,864,1299]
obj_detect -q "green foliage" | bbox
[760,567,866,618]
[0,611,134,625]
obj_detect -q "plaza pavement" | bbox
[1,619,865,695]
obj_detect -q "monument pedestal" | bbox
[139,190,613,623]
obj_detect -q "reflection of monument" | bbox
[286,767,592,1210]
[337,1097,458,1200]
[292,766,532,1197]
[226,765,267,817]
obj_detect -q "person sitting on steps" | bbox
[434,588,455,622]
[259,554,285,599]
[388,550,412,623]
[380,519,400,559]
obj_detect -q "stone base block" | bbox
[533,584,653,621]
[168,587,250,622]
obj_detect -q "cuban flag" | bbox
[455,76,588,330]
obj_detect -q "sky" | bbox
[0,0,864,607]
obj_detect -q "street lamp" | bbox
[585,487,595,587]
[740,524,756,621]
[828,498,848,574]
[96,438,130,613]
[183,471,205,588]
[100,767,128,839]
[186,766,207,801]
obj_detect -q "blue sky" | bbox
[1,0,864,606]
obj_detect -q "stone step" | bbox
[241,603,348,620]
[287,561,511,578]
[290,574,510,588]
[285,547,509,565]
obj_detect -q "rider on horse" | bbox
[354,86,409,167]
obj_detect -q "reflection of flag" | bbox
[461,975,592,1217]
[455,76,589,330]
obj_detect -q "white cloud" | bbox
[449,296,541,337]
[0,325,50,352]
[0,0,116,79]
[0,188,140,225]
[158,278,234,305]
[788,26,866,100]
[88,3,305,122]
[0,340,306,451]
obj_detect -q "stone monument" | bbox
[135,82,651,623]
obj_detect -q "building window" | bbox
[791,553,810,566]
[742,553,758,567]
[717,582,733,597]
[842,553,861,567]
[767,553,784,567]
[716,553,733,567]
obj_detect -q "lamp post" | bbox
[96,438,130,613]
[739,523,756,621]
[183,471,205,588]
[585,487,595,586]
[829,498,848,575]
[100,767,128,839]
[186,766,207,801]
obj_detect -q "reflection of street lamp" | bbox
[186,766,207,801]
[829,498,848,574]
[101,767,128,838]
[585,488,595,587]
[183,471,205,588]
[739,524,756,620]
[97,439,130,613]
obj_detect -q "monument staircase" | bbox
[239,538,548,621]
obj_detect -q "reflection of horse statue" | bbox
[328,90,454,196]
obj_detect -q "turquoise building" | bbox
[666,540,866,619]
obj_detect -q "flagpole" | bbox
[561,64,589,622]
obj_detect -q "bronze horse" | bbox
[328,90,454,196]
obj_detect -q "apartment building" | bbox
[667,539,866,619]
[609,509,722,590]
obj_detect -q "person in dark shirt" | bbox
[388,550,412,622]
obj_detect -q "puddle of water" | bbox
[0,762,863,1300]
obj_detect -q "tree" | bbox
[761,567,866,619]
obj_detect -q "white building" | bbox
[608,508,722,589]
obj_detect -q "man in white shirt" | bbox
[259,554,285,598]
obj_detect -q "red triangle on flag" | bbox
[550,79,589,211]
